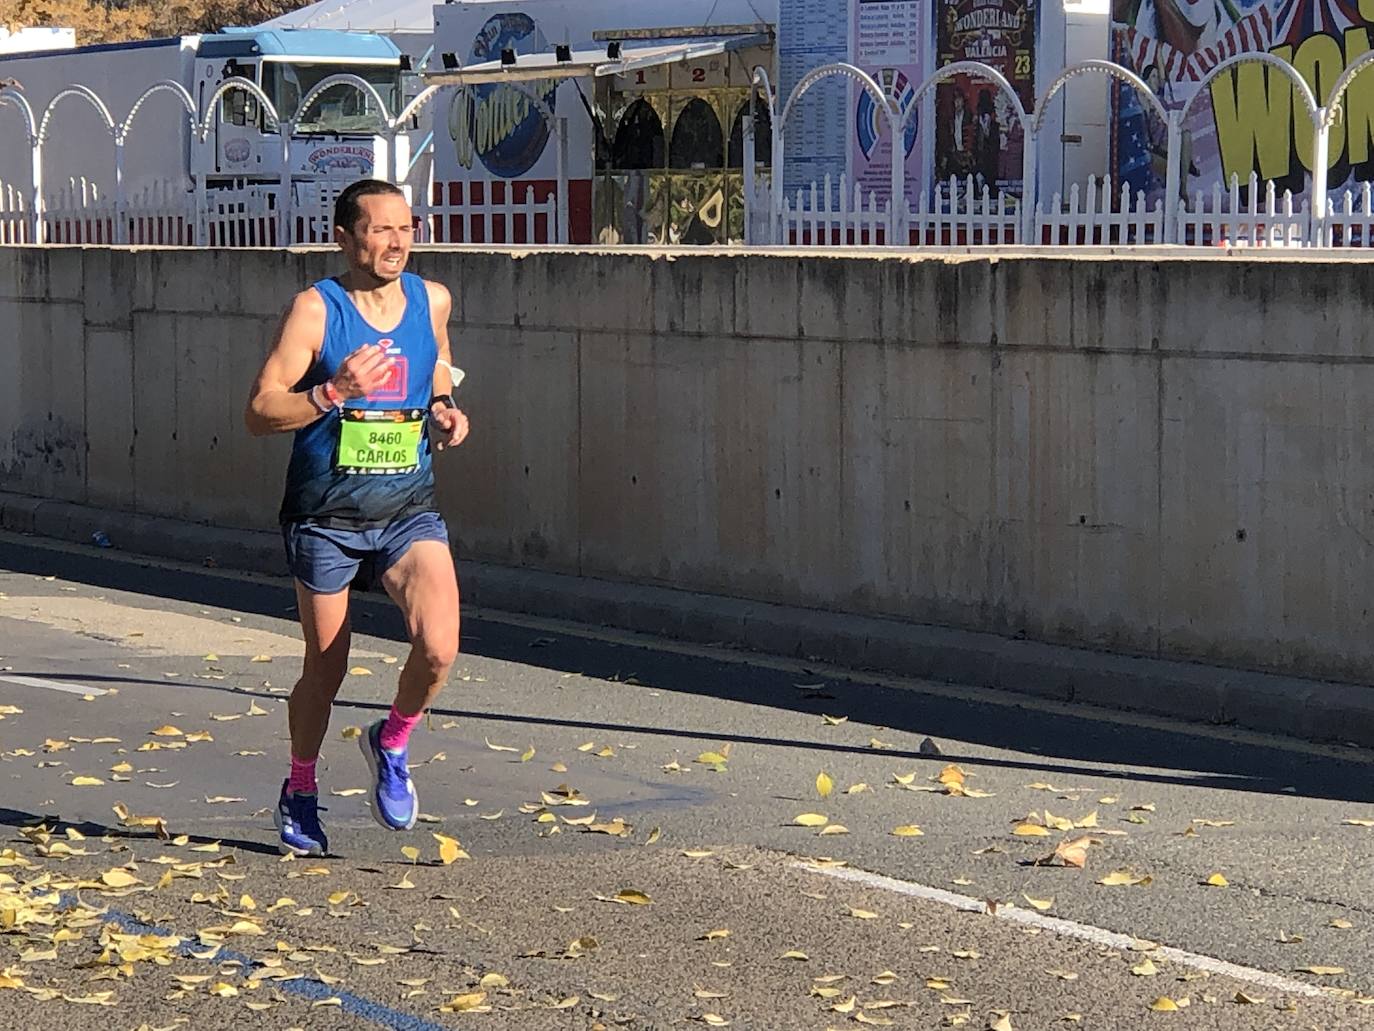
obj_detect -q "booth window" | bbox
[669,98,723,170]
[612,99,665,170]
[727,101,772,168]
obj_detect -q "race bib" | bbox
[335,408,425,475]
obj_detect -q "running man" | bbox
[245,178,469,856]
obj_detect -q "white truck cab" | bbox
[191,28,412,187]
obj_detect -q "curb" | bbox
[3,490,1372,750]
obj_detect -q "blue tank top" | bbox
[279,272,438,528]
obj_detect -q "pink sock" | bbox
[379,704,423,752]
[288,755,317,795]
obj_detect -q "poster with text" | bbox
[780,0,851,198]
[850,0,927,202]
[934,0,1036,199]
[1111,0,1374,206]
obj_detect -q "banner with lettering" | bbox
[1111,0,1374,204]
[934,0,1037,197]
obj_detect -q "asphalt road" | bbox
[1,531,1373,1030]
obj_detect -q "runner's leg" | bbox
[359,537,458,831]
[380,539,460,719]
[275,581,350,854]
[289,580,352,762]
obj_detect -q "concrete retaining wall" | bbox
[3,245,1373,687]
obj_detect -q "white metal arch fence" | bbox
[5,50,1374,248]
[0,74,569,247]
[751,52,1374,248]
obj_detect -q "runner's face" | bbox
[342,193,413,281]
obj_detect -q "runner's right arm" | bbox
[244,289,395,436]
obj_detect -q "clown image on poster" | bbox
[1111,0,1374,205]
[934,0,1037,198]
[850,0,927,202]
[934,0,1033,197]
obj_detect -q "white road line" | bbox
[0,674,108,698]
[798,861,1329,998]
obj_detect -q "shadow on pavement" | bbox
[0,805,283,857]
[1,537,1369,806]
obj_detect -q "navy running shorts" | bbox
[282,511,449,595]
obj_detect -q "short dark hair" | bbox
[333,179,406,234]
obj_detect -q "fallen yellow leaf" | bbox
[1098,869,1151,887]
[1204,873,1229,887]
[816,771,834,799]
[891,825,924,837]
[434,833,467,865]
[793,813,828,827]
[1022,894,1054,911]
[100,868,140,888]
[1149,997,1179,1012]
[937,764,966,786]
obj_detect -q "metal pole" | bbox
[30,136,44,244]
[555,116,569,245]
[889,105,905,245]
[1163,111,1181,244]
[114,136,128,245]
[193,176,206,246]
[1020,118,1036,244]
[1310,108,1330,246]
[743,102,756,245]
[773,124,785,247]
[278,123,293,246]
[386,128,400,185]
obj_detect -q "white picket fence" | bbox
[1175,174,1309,248]
[778,174,895,246]
[911,177,1021,246]
[1322,181,1374,247]
[5,170,1374,250]
[413,180,558,246]
[0,175,562,247]
[1037,176,1164,245]
[767,171,1349,249]
[0,181,29,244]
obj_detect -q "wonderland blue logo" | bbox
[856,67,918,160]
[456,13,558,178]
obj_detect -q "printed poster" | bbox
[1111,0,1374,205]
[850,0,927,202]
[934,0,1037,197]
[779,0,851,198]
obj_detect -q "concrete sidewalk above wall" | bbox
[3,245,1374,690]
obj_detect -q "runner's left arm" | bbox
[426,281,470,450]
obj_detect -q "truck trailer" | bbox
[0,27,423,203]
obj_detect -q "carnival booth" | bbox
[425,0,777,245]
